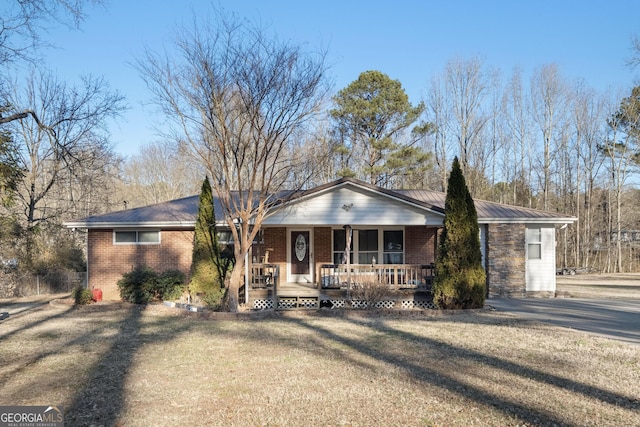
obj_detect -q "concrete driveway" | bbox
[486,297,640,346]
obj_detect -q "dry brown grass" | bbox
[556,272,640,299]
[0,294,638,426]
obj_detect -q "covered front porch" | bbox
[241,262,436,310]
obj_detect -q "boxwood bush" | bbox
[156,269,187,301]
[117,266,186,304]
[72,286,93,305]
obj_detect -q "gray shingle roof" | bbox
[397,189,574,223]
[64,178,575,228]
[64,195,200,228]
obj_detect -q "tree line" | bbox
[1,3,640,300]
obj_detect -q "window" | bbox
[383,230,404,264]
[358,229,379,264]
[114,230,160,245]
[527,227,541,260]
[332,229,353,264]
[332,227,404,265]
[217,230,234,244]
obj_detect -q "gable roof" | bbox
[64,177,575,229]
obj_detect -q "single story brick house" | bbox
[64,178,575,308]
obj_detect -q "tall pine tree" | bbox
[190,176,226,308]
[433,157,486,309]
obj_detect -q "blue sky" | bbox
[40,0,640,156]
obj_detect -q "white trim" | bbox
[331,226,405,265]
[479,217,575,225]
[64,221,197,229]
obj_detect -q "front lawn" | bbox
[0,299,638,426]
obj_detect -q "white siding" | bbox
[263,185,442,226]
[525,224,556,292]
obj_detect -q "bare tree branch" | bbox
[138,9,329,311]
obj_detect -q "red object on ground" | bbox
[92,288,102,302]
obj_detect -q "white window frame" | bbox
[332,227,405,265]
[113,229,161,245]
[526,227,542,260]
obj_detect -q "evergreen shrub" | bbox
[117,266,187,304]
[117,266,158,304]
[72,286,92,305]
[156,269,187,301]
[433,157,487,309]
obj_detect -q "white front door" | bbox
[288,229,313,283]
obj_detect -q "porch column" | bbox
[244,251,249,304]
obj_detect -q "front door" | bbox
[289,230,312,283]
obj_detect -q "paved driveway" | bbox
[486,298,640,346]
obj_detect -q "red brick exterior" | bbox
[259,226,436,283]
[89,223,514,300]
[314,227,332,278]
[88,228,194,300]
[260,227,287,282]
[405,226,437,264]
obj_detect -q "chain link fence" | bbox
[0,269,87,298]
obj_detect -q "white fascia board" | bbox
[63,221,198,229]
[479,217,576,225]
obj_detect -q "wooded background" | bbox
[1,2,640,282]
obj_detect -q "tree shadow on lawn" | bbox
[63,305,195,426]
[0,301,76,342]
[271,313,638,426]
[10,303,635,425]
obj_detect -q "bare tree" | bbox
[502,67,534,207]
[627,34,640,72]
[530,64,569,211]
[426,73,452,191]
[0,0,102,66]
[601,87,640,272]
[5,70,125,263]
[445,57,489,193]
[483,68,505,200]
[138,10,329,311]
[119,140,203,207]
[570,81,607,269]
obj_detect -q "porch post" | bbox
[343,225,352,300]
[244,251,249,305]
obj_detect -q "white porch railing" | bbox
[249,263,279,289]
[319,264,434,290]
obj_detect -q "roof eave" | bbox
[63,221,198,229]
[479,217,577,224]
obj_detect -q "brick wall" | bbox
[261,227,287,283]
[314,227,332,278]
[88,228,194,300]
[405,226,437,264]
[486,223,526,296]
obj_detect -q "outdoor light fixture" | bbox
[342,203,353,211]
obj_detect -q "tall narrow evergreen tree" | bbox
[190,176,225,308]
[433,157,486,309]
